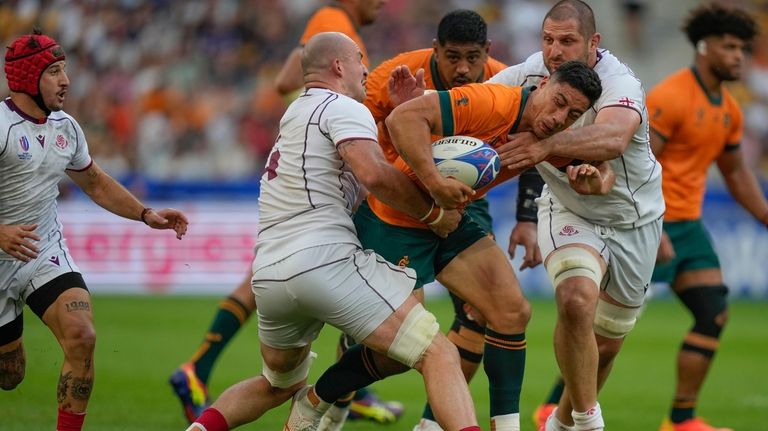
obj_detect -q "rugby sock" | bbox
[460,427,482,431]
[670,399,695,423]
[483,329,526,418]
[352,386,371,401]
[315,344,382,403]
[421,403,437,421]
[188,408,228,431]
[190,296,251,383]
[57,409,85,431]
[572,403,604,431]
[546,377,566,404]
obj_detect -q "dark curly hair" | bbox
[436,9,487,46]
[683,3,758,45]
[550,60,602,107]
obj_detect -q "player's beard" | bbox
[711,62,740,82]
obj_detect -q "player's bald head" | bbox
[301,32,357,74]
[544,0,596,38]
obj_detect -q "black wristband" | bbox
[140,207,152,225]
[516,167,544,222]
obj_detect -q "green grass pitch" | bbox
[1,295,766,430]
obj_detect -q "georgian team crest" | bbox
[559,225,579,236]
[17,136,31,160]
[55,134,69,149]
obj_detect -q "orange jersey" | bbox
[300,6,369,68]
[369,83,534,228]
[648,68,743,220]
[364,48,507,162]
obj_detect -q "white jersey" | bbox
[0,99,91,260]
[254,88,377,269]
[489,50,664,228]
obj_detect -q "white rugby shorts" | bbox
[537,195,662,307]
[252,243,416,349]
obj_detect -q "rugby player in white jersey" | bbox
[185,32,481,431]
[487,1,664,430]
[0,29,188,431]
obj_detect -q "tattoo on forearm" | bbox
[0,345,25,389]
[84,358,92,371]
[64,300,91,312]
[57,372,72,403]
[86,167,98,178]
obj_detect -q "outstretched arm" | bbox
[275,47,304,96]
[717,148,768,227]
[499,106,639,170]
[67,162,189,239]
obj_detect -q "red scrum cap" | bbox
[4,30,65,97]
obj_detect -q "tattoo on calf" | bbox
[71,376,93,400]
[57,372,72,403]
[0,345,25,388]
[57,371,93,402]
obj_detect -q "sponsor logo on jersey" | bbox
[455,96,469,106]
[56,134,69,150]
[558,225,579,236]
[49,255,60,266]
[36,134,45,147]
[18,136,31,160]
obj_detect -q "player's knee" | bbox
[593,299,640,339]
[483,297,531,332]
[388,303,439,368]
[547,246,603,294]
[555,284,597,323]
[61,322,96,359]
[679,285,728,338]
[262,351,317,389]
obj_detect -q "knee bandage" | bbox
[262,351,317,389]
[388,303,439,368]
[546,246,604,289]
[679,285,728,356]
[593,299,640,339]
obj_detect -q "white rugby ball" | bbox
[432,135,500,189]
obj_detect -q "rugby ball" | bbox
[432,135,500,189]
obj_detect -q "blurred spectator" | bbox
[2,0,766,186]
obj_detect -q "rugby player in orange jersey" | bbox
[648,4,767,431]
[350,60,607,431]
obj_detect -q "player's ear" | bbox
[432,39,439,54]
[697,40,707,56]
[589,32,601,51]
[484,40,491,55]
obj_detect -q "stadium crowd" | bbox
[2,0,765,187]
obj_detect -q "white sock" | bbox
[571,402,604,431]
[416,418,443,430]
[491,413,520,431]
[545,408,575,431]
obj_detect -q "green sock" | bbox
[422,403,436,421]
[483,329,526,416]
[545,377,566,404]
[670,402,695,423]
[190,296,251,383]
